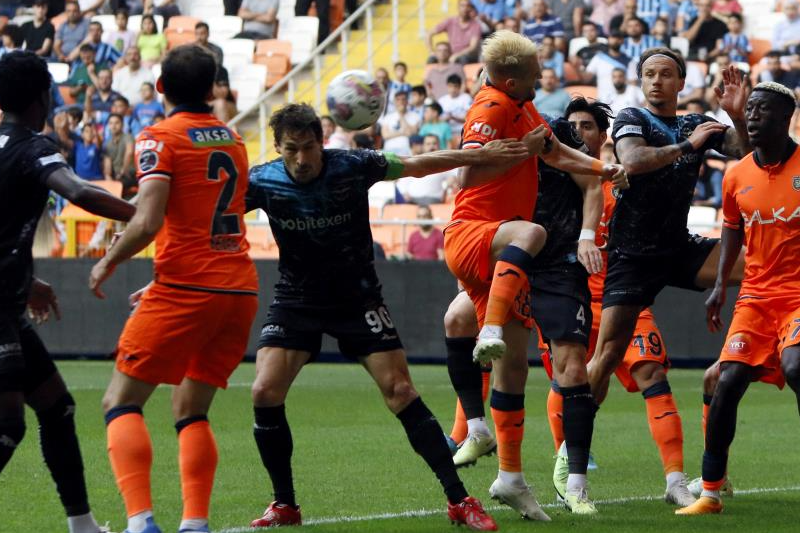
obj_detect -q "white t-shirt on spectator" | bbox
[381,111,421,156]
[396,169,455,203]
[438,92,472,137]
[677,62,705,99]
[586,52,636,105]
[79,0,99,10]
[602,84,644,116]
[112,66,155,106]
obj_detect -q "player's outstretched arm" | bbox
[705,225,744,333]
[89,179,169,298]
[571,173,604,274]
[542,136,629,189]
[397,138,528,179]
[715,65,752,158]
[46,168,135,222]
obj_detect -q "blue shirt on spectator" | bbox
[74,139,103,181]
[636,0,669,31]
[475,0,508,24]
[132,100,165,129]
[677,0,698,31]
[522,15,565,43]
[92,41,122,66]
[621,34,661,64]
[542,51,565,81]
[720,32,751,63]
[56,18,90,58]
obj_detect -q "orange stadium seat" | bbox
[254,54,291,87]
[167,15,201,31]
[382,203,419,221]
[567,85,598,100]
[563,62,580,84]
[371,224,402,256]
[429,203,454,222]
[94,180,124,197]
[749,38,771,65]
[58,85,76,105]
[256,39,293,58]
[165,28,196,49]
[369,206,381,220]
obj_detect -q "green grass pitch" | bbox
[2,361,799,532]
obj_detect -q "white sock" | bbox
[701,489,721,500]
[566,473,587,494]
[179,518,208,532]
[498,469,526,488]
[478,324,503,340]
[127,511,153,533]
[666,471,685,487]
[466,417,490,436]
[67,512,99,533]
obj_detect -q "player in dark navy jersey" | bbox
[245,103,529,531]
[588,48,750,406]
[0,51,135,533]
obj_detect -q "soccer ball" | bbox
[326,70,386,131]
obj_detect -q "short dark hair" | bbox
[564,96,614,132]
[107,113,124,123]
[446,74,463,85]
[426,101,443,115]
[114,7,129,17]
[423,133,440,146]
[765,50,783,59]
[394,61,407,70]
[320,114,334,123]
[410,84,427,96]
[728,12,743,23]
[0,51,50,113]
[394,90,409,99]
[141,81,154,90]
[32,0,48,6]
[159,45,217,105]
[270,103,323,144]
[353,132,374,149]
[195,21,209,31]
[637,47,686,79]
[112,95,130,107]
[2,24,23,48]
[89,21,102,30]
[609,29,625,39]
[79,43,95,54]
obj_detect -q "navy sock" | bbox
[445,337,484,419]
[254,405,296,508]
[561,384,595,475]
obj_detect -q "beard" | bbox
[613,82,626,91]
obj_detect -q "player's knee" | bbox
[716,364,750,397]
[0,416,26,451]
[444,295,477,337]
[35,393,76,429]
[703,364,720,395]
[632,363,667,391]
[251,379,288,407]
[384,379,418,410]
[514,223,547,256]
[781,351,800,386]
[558,354,588,386]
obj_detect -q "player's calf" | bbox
[780,348,800,415]
[0,413,25,472]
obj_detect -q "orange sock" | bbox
[450,399,468,443]
[490,389,525,472]
[484,247,533,327]
[178,419,218,520]
[546,388,564,453]
[645,393,684,474]
[481,370,491,401]
[106,411,153,517]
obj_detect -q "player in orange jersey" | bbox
[677,83,800,515]
[442,30,627,520]
[88,45,259,533]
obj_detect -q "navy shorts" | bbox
[531,263,592,348]
[0,312,57,394]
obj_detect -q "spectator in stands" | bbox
[438,73,471,140]
[538,34,564,80]
[132,81,164,129]
[474,0,509,30]
[85,21,122,66]
[573,21,607,68]
[380,90,420,156]
[136,14,167,65]
[534,67,572,116]
[406,205,445,260]
[54,1,89,63]
[396,136,453,206]
[677,54,706,107]
[0,24,23,58]
[712,0,741,16]
[21,1,54,57]
[680,0,726,60]
[409,134,425,155]
[352,132,375,149]
[102,112,135,190]
[716,13,749,63]
[104,96,141,137]
[620,16,659,63]
[69,122,104,181]
[84,68,122,122]
[194,21,223,65]
[758,51,800,93]
[523,0,565,43]
[674,0,697,33]
[78,0,105,16]
[772,0,800,54]
[225,0,243,15]
[609,0,639,34]
[324,118,352,149]
[211,77,238,123]
[145,0,182,21]
[388,61,412,106]
[236,0,279,41]
[419,101,451,149]
[496,15,520,32]
[66,43,100,102]
[0,1,20,17]
[581,29,633,97]
[426,0,482,64]
[374,66,392,114]
[604,66,644,113]
[591,0,625,35]
[296,0,329,44]
[650,17,670,46]
[635,0,669,31]
[408,84,427,121]
[104,8,135,54]
[547,0,584,40]
[111,46,153,106]
[425,42,466,100]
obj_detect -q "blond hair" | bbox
[481,30,539,82]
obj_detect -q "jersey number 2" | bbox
[207,151,241,237]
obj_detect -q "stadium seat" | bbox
[568,36,608,58]
[749,38,772,65]
[91,14,117,33]
[94,180,124,197]
[369,206,381,220]
[566,85,598,99]
[368,181,397,208]
[463,63,483,91]
[222,38,256,70]
[129,14,164,33]
[670,36,689,58]
[254,54,291,87]
[277,16,319,64]
[166,15,201,31]
[256,38,293,58]
[563,62,579,83]
[165,28,196,49]
[230,63,268,109]
[207,15,244,42]
[58,85,76,105]
[429,203,454,222]
[382,203,419,221]
[748,12,783,40]
[185,0,226,19]
[370,224,403,256]
[687,205,718,234]
[48,62,70,84]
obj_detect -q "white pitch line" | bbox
[215,485,800,532]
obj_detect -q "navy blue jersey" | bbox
[610,108,725,255]
[246,149,392,306]
[533,116,587,268]
[0,123,69,312]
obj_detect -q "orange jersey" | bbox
[587,181,617,300]
[451,84,551,223]
[134,107,258,294]
[722,144,800,297]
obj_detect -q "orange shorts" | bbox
[718,295,800,389]
[541,303,668,392]
[444,219,532,329]
[115,282,258,388]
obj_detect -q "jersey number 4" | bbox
[207,151,241,244]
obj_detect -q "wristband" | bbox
[579,229,596,241]
[678,140,693,155]
[591,159,604,174]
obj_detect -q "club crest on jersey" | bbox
[138,150,159,172]
[189,127,235,147]
[793,177,800,191]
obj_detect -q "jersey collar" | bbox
[168,103,213,117]
[753,139,798,170]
